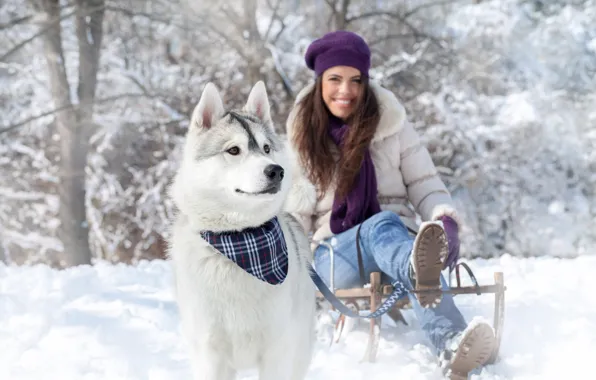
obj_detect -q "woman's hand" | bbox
[439,215,460,270]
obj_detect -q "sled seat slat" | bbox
[316,283,504,300]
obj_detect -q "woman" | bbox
[284,30,496,377]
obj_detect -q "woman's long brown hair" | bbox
[292,76,381,201]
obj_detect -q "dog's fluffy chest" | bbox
[172,236,297,361]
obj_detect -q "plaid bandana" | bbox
[199,217,289,285]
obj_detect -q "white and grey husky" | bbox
[167,81,316,380]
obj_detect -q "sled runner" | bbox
[313,239,506,367]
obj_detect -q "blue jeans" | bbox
[313,210,467,353]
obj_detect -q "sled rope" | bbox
[309,266,408,319]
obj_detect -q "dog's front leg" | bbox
[258,344,295,380]
[188,344,236,380]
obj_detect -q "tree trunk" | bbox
[335,0,350,30]
[40,0,104,267]
[243,0,265,85]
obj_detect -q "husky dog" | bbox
[167,81,316,380]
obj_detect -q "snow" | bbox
[2,255,596,379]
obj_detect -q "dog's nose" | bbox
[264,164,284,183]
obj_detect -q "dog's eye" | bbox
[227,146,240,155]
[263,144,270,154]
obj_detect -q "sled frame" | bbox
[314,242,506,364]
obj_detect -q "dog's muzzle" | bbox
[235,164,284,195]
[264,164,284,185]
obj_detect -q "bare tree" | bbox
[35,0,105,266]
[183,0,294,99]
[324,0,350,30]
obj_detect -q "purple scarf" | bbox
[328,115,381,234]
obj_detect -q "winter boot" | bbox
[439,321,496,380]
[409,221,448,308]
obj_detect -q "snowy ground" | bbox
[1,255,595,380]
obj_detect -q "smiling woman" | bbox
[283,30,497,378]
[320,66,362,120]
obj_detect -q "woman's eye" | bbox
[227,146,240,155]
[264,144,270,154]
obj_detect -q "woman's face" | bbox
[321,66,363,121]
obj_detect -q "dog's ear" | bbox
[244,81,271,123]
[191,82,224,129]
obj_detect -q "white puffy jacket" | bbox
[283,81,460,249]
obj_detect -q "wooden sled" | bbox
[314,241,506,365]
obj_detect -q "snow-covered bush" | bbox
[418,0,596,258]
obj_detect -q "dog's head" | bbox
[170,81,291,231]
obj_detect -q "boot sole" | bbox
[412,223,447,308]
[447,323,496,380]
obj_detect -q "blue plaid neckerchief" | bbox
[199,217,289,285]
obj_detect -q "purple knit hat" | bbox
[305,30,371,77]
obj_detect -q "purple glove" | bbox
[439,215,460,271]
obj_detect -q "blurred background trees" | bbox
[1,0,594,267]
